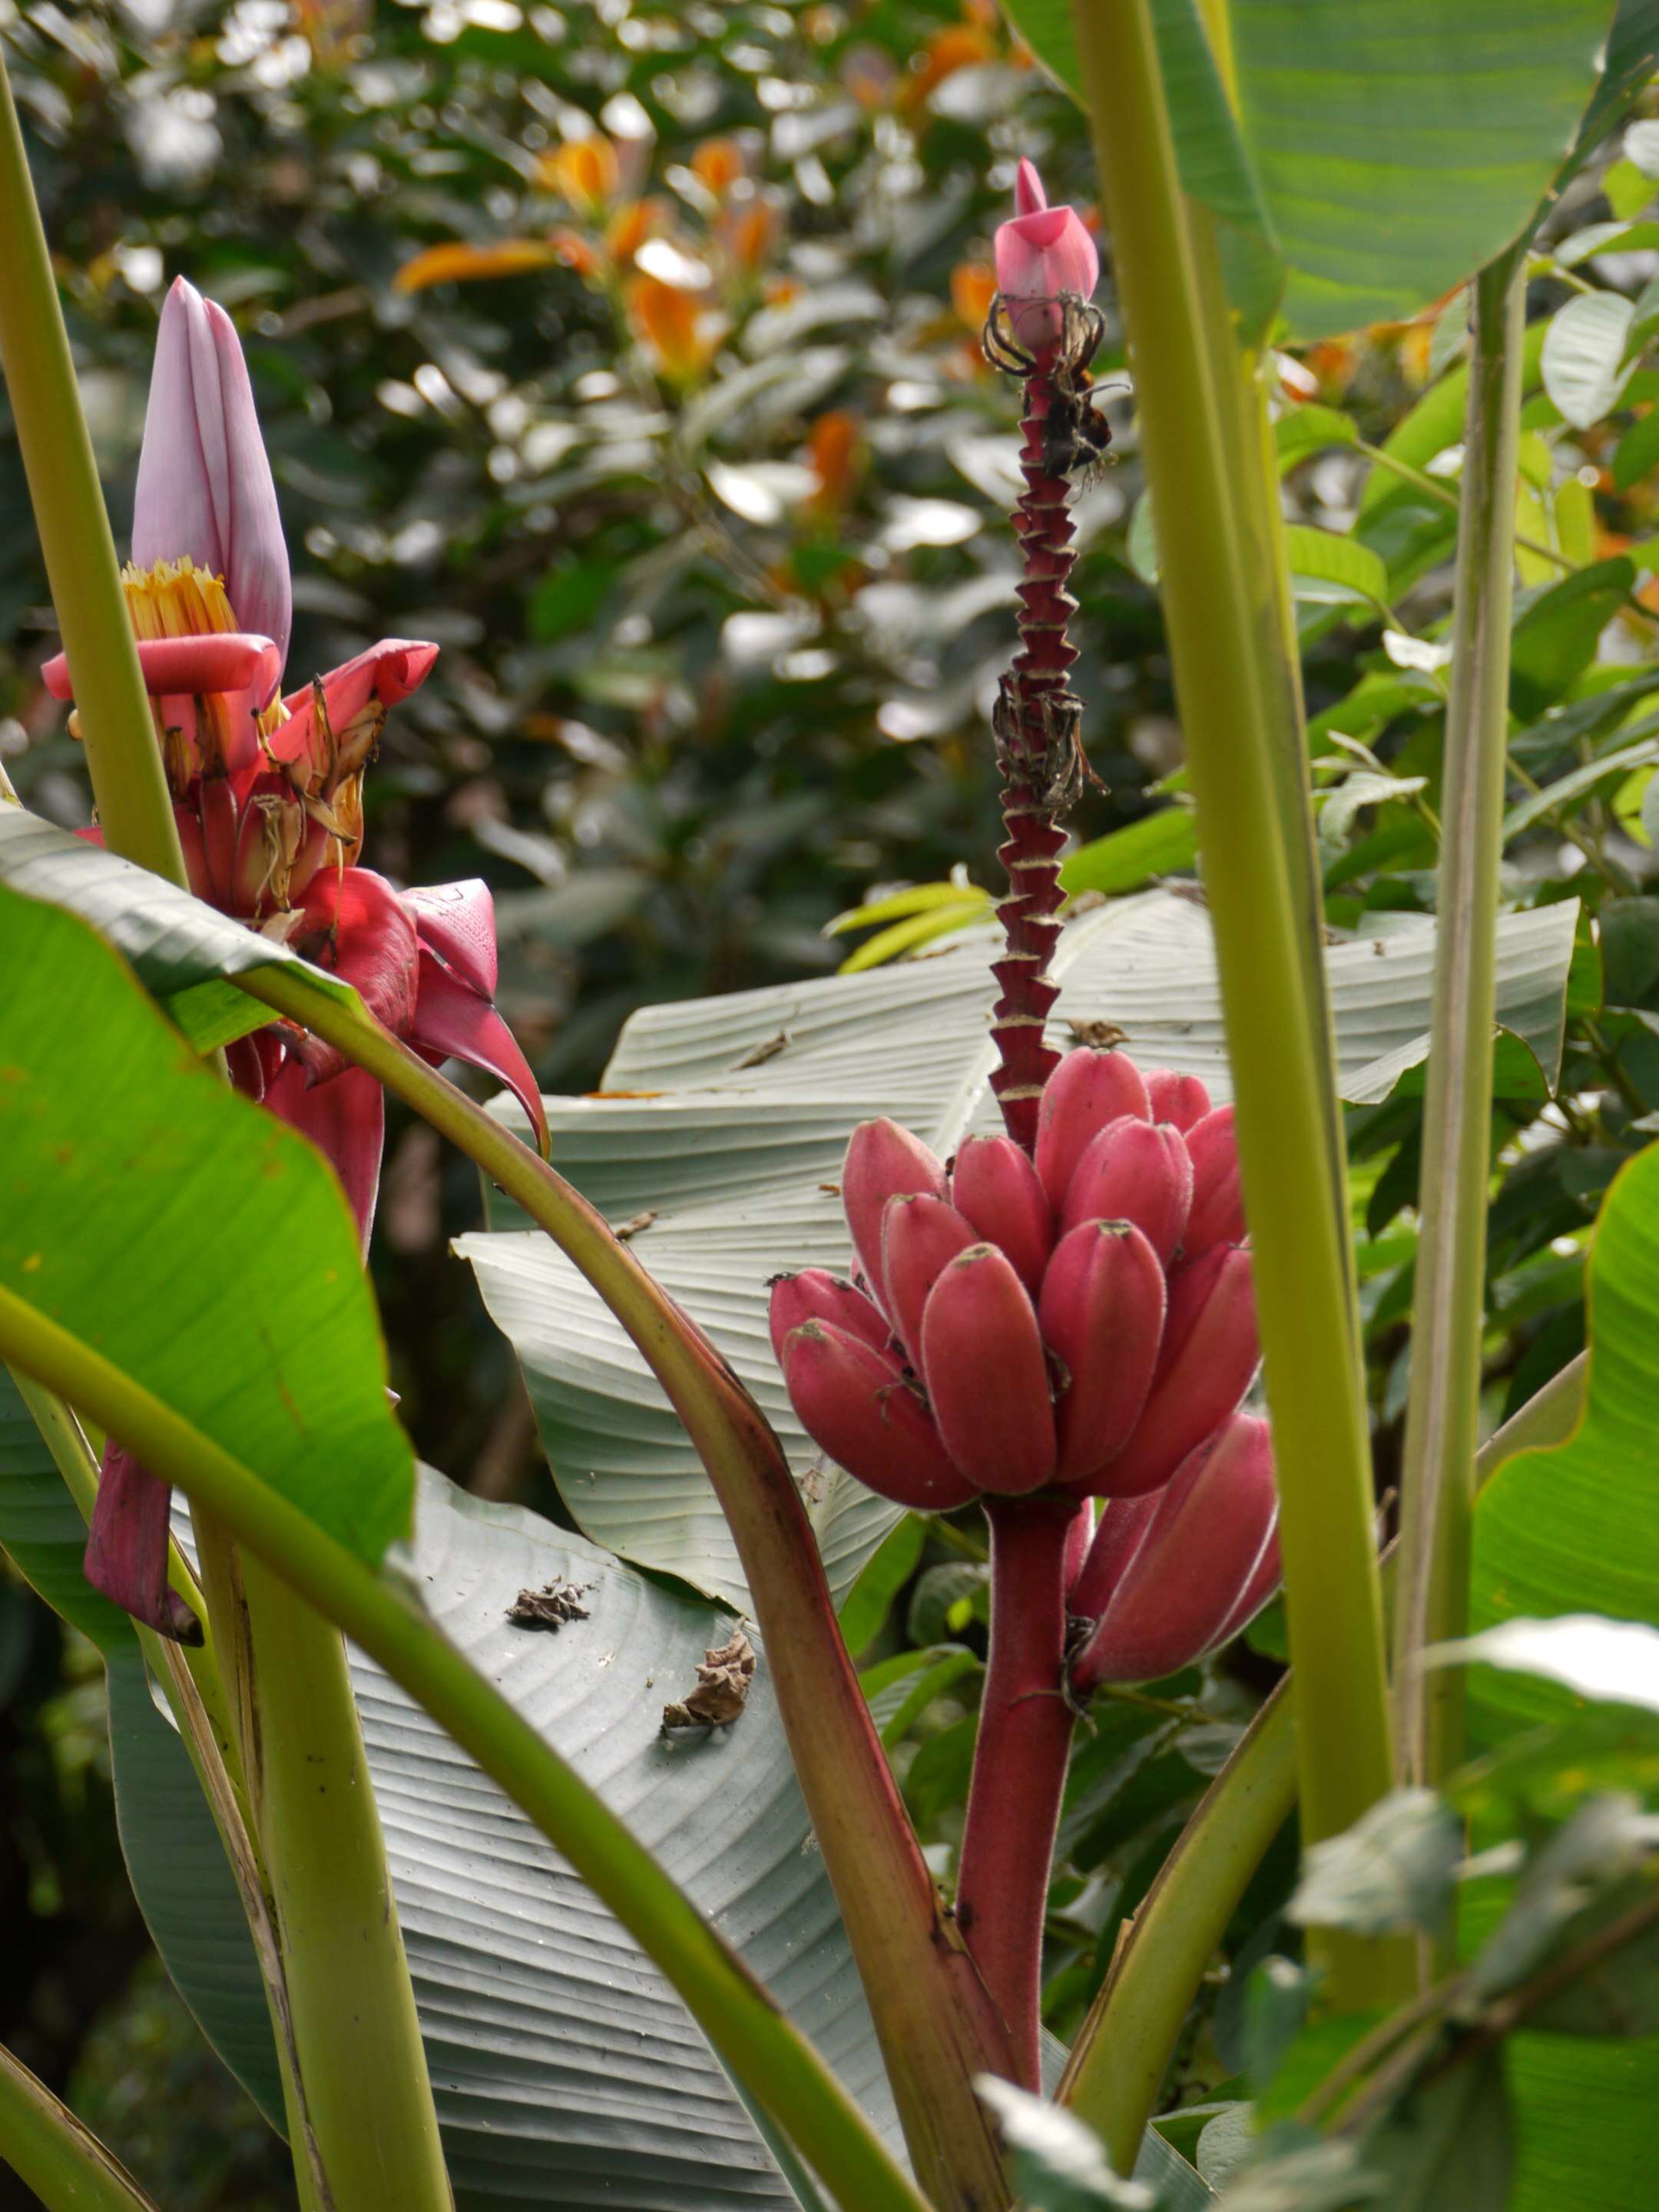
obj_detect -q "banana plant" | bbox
[2,5,1659,2212]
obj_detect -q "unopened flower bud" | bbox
[134,278,292,684]
[920,1244,1055,1495]
[1144,1068,1211,1134]
[1038,1219,1166,1489]
[1069,1414,1278,1688]
[782,1320,977,1510]
[1183,1105,1245,1256]
[842,1118,949,1310]
[1096,1243,1259,1496]
[768,1270,891,1369]
[1060,1116,1194,1263]
[882,1192,980,1359]
[1034,1047,1151,1211]
[950,1134,1054,1293]
[994,158,1101,347]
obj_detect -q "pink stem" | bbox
[955,1491,1085,2088]
[990,352,1081,1153]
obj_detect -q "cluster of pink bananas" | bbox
[48,278,547,1637]
[770,1045,1280,1687]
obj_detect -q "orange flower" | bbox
[603,197,670,267]
[692,137,747,196]
[394,239,561,294]
[625,273,721,382]
[720,199,782,276]
[550,227,604,281]
[902,21,995,110]
[806,411,866,522]
[538,137,621,215]
[951,260,998,334]
[1300,339,1357,396]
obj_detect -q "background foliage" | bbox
[5,1,1659,2205]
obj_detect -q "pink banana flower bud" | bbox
[1144,1068,1212,1134]
[842,1118,949,1310]
[919,1244,1055,1495]
[1060,1115,1194,1263]
[1097,1243,1259,1497]
[767,1270,891,1370]
[781,1321,978,1511]
[1038,1219,1166,1489]
[882,1192,980,1359]
[1184,1105,1246,1255]
[994,158,1101,348]
[1070,1414,1279,1688]
[950,1134,1054,1294]
[134,277,292,687]
[1034,1046,1151,1211]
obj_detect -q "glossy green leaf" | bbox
[1358,2056,1513,2212]
[0,805,354,1054]
[1613,406,1659,492]
[104,1647,290,2133]
[1510,560,1640,718]
[1281,527,1389,611]
[836,1514,926,1657]
[1541,293,1639,429]
[1467,1141,1659,2210]
[1004,0,1612,340]
[1061,807,1198,896]
[0,884,411,1563]
[1275,406,1359,466]
[1286,1790,1461,1939]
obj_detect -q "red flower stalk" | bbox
[47,278,547,1641]
[981,161,1106,1153]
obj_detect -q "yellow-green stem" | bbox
[5,1371,331,2212]
[0,65,454,2207]
[0,57,186,887]
[0,2042,162,2212]
[239,1550,454,2211]
[1392,253,1528,1796]
[0,1284,937,2212]
[1059,1353,1586,2165]
[1067,0,1397,2006]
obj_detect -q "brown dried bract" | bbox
[1068,1018,1128,1050]
[661,1628,756,1734]
[506,1579,592,1631]
[731,1030,790,1069]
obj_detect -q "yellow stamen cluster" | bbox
[121,555,240,640]
[117,557,283,790]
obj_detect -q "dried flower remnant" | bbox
[661,1630,757,1734]
[507,1581,593,1631]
